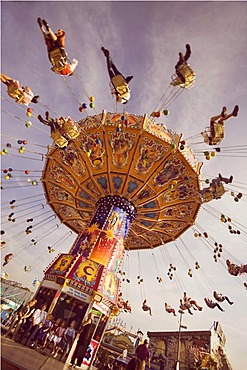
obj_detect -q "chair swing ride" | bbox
[1,20,246,368]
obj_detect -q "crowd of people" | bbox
[3,300,78,361]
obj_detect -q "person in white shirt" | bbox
[21,304,47,346]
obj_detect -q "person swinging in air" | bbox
[171,44,195,88]
[213,291,234,305]
[202,105,239,145]
[38,111,68,148]
[142,299,152,316]
[37,18,78,76]
[101,47,133,104]
[175,44,192,83]
[1,73,39,106]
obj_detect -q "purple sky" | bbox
[1,1,247,369]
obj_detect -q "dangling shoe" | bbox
[229,175,233,183]
[37,114,44,123]
[101,47,110,57]
[31,96,39,104]
[45,111,50,120]
[221,106,227,118]
[185,44,191,54]
[37,18,42,28]
[232,105,239,117]
[126,75,133,84]
[218,173,223,181]
[42,19,49,31]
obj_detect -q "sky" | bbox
[1,1,247,369]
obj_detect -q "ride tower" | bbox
[34,110,202,367]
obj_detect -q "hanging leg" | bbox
[0,73,13,86]
[216,303,224,312]
[224,296,234,305]
[101,48,121,79]
[223,105,239,121]
[176,69,186,84]
[183,44,191,62]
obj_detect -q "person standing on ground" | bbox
[135,338,151,370]
[4,299,37,340]
[20,304,47,346]
[70,312,94,368]
[159,353,168,370]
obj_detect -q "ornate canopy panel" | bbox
[41,111,203,250]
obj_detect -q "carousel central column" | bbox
[71,195,137,270]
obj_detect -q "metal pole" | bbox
[176,312,183,370]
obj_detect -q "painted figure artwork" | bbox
[154,158,186,186]
[135,140,166,174]
[109,132,135,167]
[79,134,105,168]
[49,162,75,189]
[72,228,100,256]
[58,147,86,176]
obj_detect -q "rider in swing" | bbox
[37,18,78,76]
[101,47,133,104]
[175,44,192,83]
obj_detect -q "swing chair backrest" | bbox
[63,120,79,139]
[171,63,195,89]
[214,183,225,199]
[180,63,195,77]
[111,74,127,89]
[213,122,224,140]
[49,48,68,71]
[8,84,25,101]
[51,131,68,148]
[207,122,225,145]
[111,75,130,101]
[201,189,213,203]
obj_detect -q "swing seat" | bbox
[213,183,225,199]
[210,122,225,145]
[202,122,225,145]
[112,74,126,89]
[111,75,130,102]
[51,131,68,148]
[201,189,213,203]
[49,47,68,72]
[63,120,79,139]
[171,63,195,89]
[8,84,25,102]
